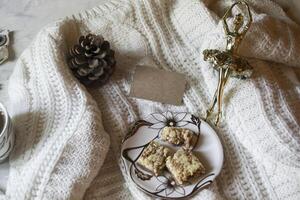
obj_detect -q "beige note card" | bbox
[130,66,186,105]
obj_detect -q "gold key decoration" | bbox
[203,1,253,126]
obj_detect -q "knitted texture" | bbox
[4,0,300,199]
[5,20,110,200]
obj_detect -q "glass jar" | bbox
[0,103,14,162]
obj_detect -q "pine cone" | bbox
[68,34,116,86]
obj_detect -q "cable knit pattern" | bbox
[3,0,300,199]
[5,20,110,200]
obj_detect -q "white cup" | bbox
[0,103,14,162]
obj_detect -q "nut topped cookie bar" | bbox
[161,127,195,148]
[166,149,205,185]
[137,141,171,176]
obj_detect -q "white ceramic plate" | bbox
[121,111,223,199]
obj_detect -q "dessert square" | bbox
[137,141,171,176]
[161,127,195,147]
[166,149,205,185]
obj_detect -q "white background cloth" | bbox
[0,0,106,192]
[0,0,295,199]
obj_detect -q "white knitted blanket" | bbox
[3,0,300,199]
